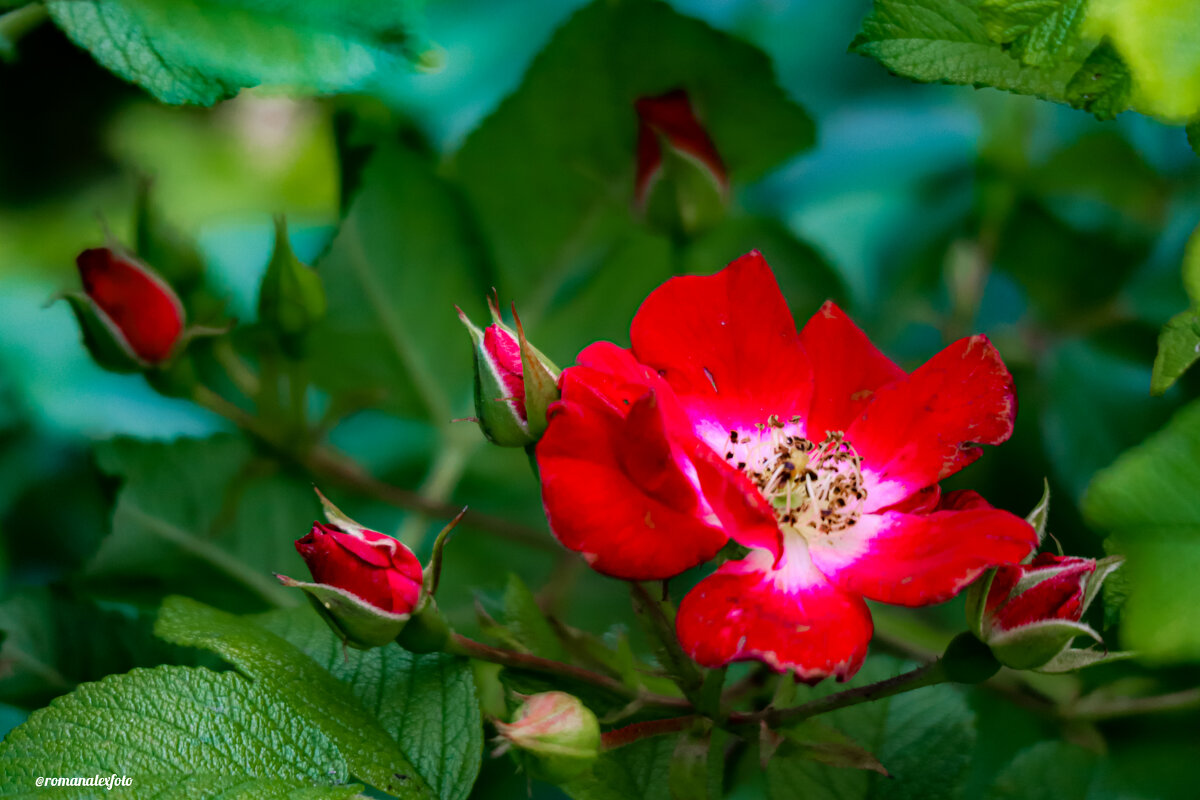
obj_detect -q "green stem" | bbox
[1065,688,1200,721]
[729,660,949,729]
[394,427,477,548]
[192,386,555,551]
[631,582,708,708]
[212,338,261,399]
[446,633,692,711]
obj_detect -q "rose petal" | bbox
[629,251,813,446]
[537,375,728,580]
[848,335,1017,511]
[798,301,906,438]
[676,539,872,682]
[808,503,1037,607]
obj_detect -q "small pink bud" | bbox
[495,692,600,782]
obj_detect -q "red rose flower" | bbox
[294,522,423,615]
[536,252,1038,682]
[76,247,185,364]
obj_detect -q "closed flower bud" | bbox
[966,553,1124,672]
[66,247,186,371]
[495,692,600,782]
[278,497,425,649]
[257,215,327,357]
[634,88,729,235]
[458,296,560,447]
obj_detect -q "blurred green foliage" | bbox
[1,0,1199,797]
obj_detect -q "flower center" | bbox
[722,416,867,534]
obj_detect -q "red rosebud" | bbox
[294,522,423,615]
[985,553,1094,633]
[458,295,560,447]
[483,324,527,422]
[634,89,728,231]
[76,247,185,364]
[966,552,1125,671]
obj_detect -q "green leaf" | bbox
[455,0,813,294]
[0,665,361,799]
[155,596,439,798]
[668,727,726,800]
[979,0,1087,66]
[0,588,209,709]
[561,735,676,800]
[88,435,313,610]
[1150,309,1200,395]
[989,738,1200,799]
[1188,121,1200,157]
[986,741,1098,800]
[45,0,431,106]
[775,720,888,776]
[1039,338,1175,499]
[310,141,488,421]
[1064,38,1132,121]
[256,605,484,800]
[851,0,1088,104]
[501,573,568,661]
[766,656,975,800]
[1083,398,1200,662]
[1082,0,1200,122]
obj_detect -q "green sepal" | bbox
[964,568,997,639]
[423,507,468,597]
[1080,555,1124,617]
[1025,479,1051,552]
[258,215,327,357]
[60,291,148,373]
[134,177,205,287]
[314,487,371,535]
[941,631,1001,684]
[642,144,728,237]
[514,306,561,441]
[988,619,1101,671]
[1036,647,1136,673]
[275,573,410,650]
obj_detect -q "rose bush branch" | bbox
[190,384,553,551]
[445,633,692,711]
